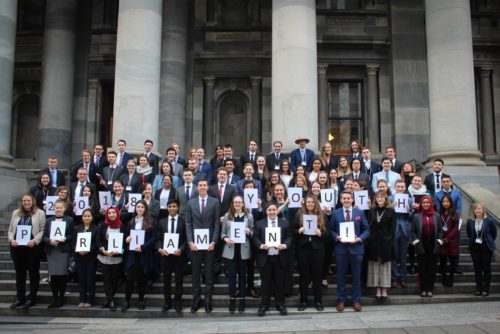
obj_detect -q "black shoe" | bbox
[453,270,463,275]
[482,291,489,297]
[297,302,307,311]
[229,298,236,313]
[257,305,267,317]
[278,305,288,315]
[101,300,111,309]
[47,300,58,308]
[408,266,415,275]
[191,300,201,313]
[441,273,448,286]
[23,300,37,309]
[162,302,171,312]
[248,289,260,299]
[474,290,482,296]
[121,301,130,312]
[10,300,25,309]
[238,299,245,313]
[205,302,213,313]
[315,303,324,311]
[109,300,116,312]
[138,302,145,310]
[174,303,183,313]
[54,299,64,308]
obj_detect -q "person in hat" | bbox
[290,137,315,173]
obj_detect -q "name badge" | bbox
[274,164,279,170]
[301,161,307,166]
[475,237,482,244]
[442,225,448,232]
[126,186,132,191]
[107,181,112,185]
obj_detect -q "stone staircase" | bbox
[0,204,498,317]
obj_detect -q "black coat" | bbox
[365,207,396,263]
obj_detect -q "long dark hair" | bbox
[134,199,152,231]
[439,193,458,224]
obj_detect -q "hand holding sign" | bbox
[302,215,318,236]
[339,221,355,243]
[15,225,32,246]
[74,196,89,216]
[128,193,142,213]
[244,189,258,209]
[230,222,246,244]
[393,193,409,213]
[45,196,59,215]
[49,220,66,242]
[75,232,91,252]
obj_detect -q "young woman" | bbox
[153,161,180,194]
[295,175,309,198]
[265,171,285,203]
[73,208,98,307]
[279,159,293,189]
[467,203,497,296]
[210,145,225,174]
[54,186,74,217]
[8,194,46,309]
[136,156,154,186]
[155,174,177,220]
[399,162,417,189]
[120,159,143,194]
[255,155,270,185]
[142,183,160,221]
[308,158,323,183]
[289,165,308,188]
[294,196,328,311]
[96,207,127,311]
[411,196,442,297]
[336,156,351,183]
[319,141,337,173]
[365,191,395,303]
[122,200,157,311]
[43,200,74,308]
[30,172,56,210]
[438,194,460,287]
[75,185,101,225]
[221,196,254,313]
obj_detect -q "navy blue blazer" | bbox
[123,219,157,274]
[290,148,315,172]
[118,152,133,169]
[466,217,497,252]
[329,207,370,255]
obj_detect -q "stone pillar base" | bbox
[0,154,15,169]
[0,168,27,211]
[427,150,485,166]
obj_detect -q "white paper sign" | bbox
[288,187,303,208]
[243,189,258,209]
[393,193,409,213]
[458,218,463,231]
[339,221,355,242]
[127,193,142,213]
[354,190,369,210]
[320,189,336,208]
[49,220,66,241]
[108,232,123,253]
[74,196,89,216]
[303,215,318,236]
[129,229,145,250]
[265,227,281,247]
[163,233,179,253]
[45,196,59,215]
[230,222,246,244]
[99,191,112,210]
[75,232,92,252]
[194,228,210,250]
[15,225,32,246]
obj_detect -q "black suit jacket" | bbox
[239,151,259,170]
[40,168,66,188]
[208,184,236,217]
[119,172,144,194]
[252,217,292,268]
[92,155,109,173]
[154,187,178,205]
[99,165,125,191]
[424,172,450,197]
[360,160,381,182]
[156,216,187,255]
[391,159,404,174]
[70,161,99,185]
[72,223,99,257]
[69,181,96,202]
[265,152,288,172]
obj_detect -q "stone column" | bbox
[37,0,77,168]
[272,0,318,151]
[366,65,380,153]
[317,64,328,146]
[112,0,162,154]
[159,0,188,155]
[250,76,262,143]
[479,68,496,160]
[0,1,17,169]
[425,0,483,165]
[203,77,215,152]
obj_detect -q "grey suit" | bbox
[185,196,220,304]
[221,213,254,260]
[176,184,198,220]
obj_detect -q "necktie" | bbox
[95,156,99,165]
[385,172,389,182]
[228,175,232,185]
[170,217,175,234]
[436,174,440,190]
[271,220,276,227]
[301,150,305,161]
[354,173,358,180]
[201,198,206,216]
[79,182,85,196]
[51,170,56,186]
[219,184,223,200]
[345,209,351,221]
[118,154,122,166]
[275,153,279,161]
[185,185,190,200]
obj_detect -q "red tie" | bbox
[218,184,223,200]
[345,209,351,221]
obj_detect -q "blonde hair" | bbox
[470,202,488,220]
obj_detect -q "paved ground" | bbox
[0,301,499,334]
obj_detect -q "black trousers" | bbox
[100,262,122,301]
[260,256,285,307]
[417,237,438,292]
[75,255,97,304]
[49,275,68,301]
[246,244,257,292]
[470,249,493,292]
[226,247,247,298]
[322,236,333,280]
[11,245,41,302]
[296,243,324,303]
[190,250,215,302]
[161,255,185,303]
[439,255,458,274]
[125,265,148,302]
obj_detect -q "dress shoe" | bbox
[109,300,116,312]
[453,270,463,275]
[353,303,362,312]
[121,301,130,312]
[205,302,213,313]
[408,266,415,275]
[297,302,307,311]
[238,298,245,313]
[336,303,345,312]
[138,302,145,310]
[229,298,236,313]
[278,305,288,315]
[191,300,201,313]
[10,300,25,309]
[315,303,324,311]
[54,299,64,308]
[482,291,489,297]
[391,280,397,288]
[22,300,35,309]
[400,281,408,288]
[101,300,111,309]
[474,290,482,296]
[162,302,171,312]
[174,303,183,313]
[257,305,267,317]
[47,300,58,308]
[248,289,260,299]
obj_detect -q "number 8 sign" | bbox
[128,193,142,213]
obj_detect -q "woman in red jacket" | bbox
[438,194,459,287]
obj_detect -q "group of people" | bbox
[7,137,497,316]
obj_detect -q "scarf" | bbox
[105,207,123,229]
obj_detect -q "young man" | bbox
[236,163,263,198]
[434,175,462,215]
[185,179,221,313]
[71,149,98,185]
[385,146,403,174]
[116,139,133,169]
[92,143,108,171]
[371,157,400,194]
[360,147,380,182]
[290,137,315,172]
[141,139,159,176]
[170,142,187,168]
[265,140,288,172]
[253,202,292,317]
[69,167,96,202]
[223,144,242,177]
[98,151,124,191]
[424,158,449,196]
[224,159,241,185]
[40,156,65,188]
[157,199,186,313]
[176,169,198,220]
[165,147,183,178]
[329,191,370,312]
[196,147,213,183]
[239,139,259,169]
[208,167,236,217]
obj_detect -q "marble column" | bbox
[0,1,17,169]
[425,0,483,165]
[366,65,380,154]
[272,0,318,151]
[479,68,496,160]
[159,0,188,155]
[250,76,262,143]
[203,77,215,152]
[317,64,328,146]
[112,0,162,154]
[37,0,77,168]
